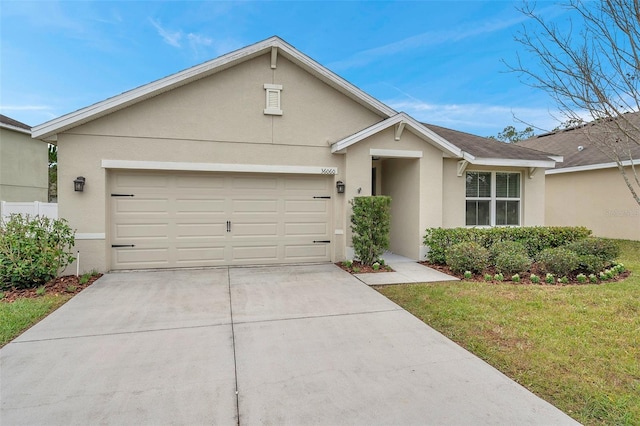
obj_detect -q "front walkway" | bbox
[355,252,459,285]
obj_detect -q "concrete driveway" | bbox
[1,264,578,425]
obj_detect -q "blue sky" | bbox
[0,1,569,137]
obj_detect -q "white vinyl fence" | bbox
[1,201,58,221]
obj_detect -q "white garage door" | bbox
[109,171,333,270]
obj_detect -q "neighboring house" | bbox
[32,36,559,273]
[519,112,640,241]
[0,114,48,202]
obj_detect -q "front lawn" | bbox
[377,239,640,426]
[0,295,72,347]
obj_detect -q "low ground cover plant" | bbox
[424,227,622,284]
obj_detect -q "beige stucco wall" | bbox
[0,127,48,202]
[545,167,640,240]
[57,52,385,273]
[441,160,546,228]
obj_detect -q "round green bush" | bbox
[566,238,619,261]
[0,215,75,289]
[490,241,531,274]
[537,247,580,276]
[576,254,608,274]
[446,241,489,274]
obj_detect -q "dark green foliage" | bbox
[445,241,489,274]
[424,226,592,264]
[0,215,75,289]
[350,196,391,266]
[491,241,532,275]
[566,238,620,261]
[576,254,608,274]
[537,247,580,276]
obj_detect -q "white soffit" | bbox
[0,123,31,135]
[546,159,638,174]
[32,36,395,141]
[101,160,338,175]
[331,113,462,157]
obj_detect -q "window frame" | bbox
[465,171,522,227]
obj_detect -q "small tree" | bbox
[350,196,391,265]
[488,125,535,143]
[510,0,640,206]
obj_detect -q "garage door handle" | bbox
[226,221,231,232]
[112,244,135,248]
[313,240,330,243]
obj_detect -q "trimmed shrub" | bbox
[576,254,608,274]
[350,196,391,265]
[445,241,489,274]
[566,238,620,261]
[537,247,580,276]
[0,215,75,289]
[424,226,591,264]
[490,241,531,274]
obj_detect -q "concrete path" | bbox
[355,252,459,285]
[1,265,579,425]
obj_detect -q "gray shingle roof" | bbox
[518,112,640,169]
[423,123,556,162]
[0,114,31,131]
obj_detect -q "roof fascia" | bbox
[32,37,396,140]
[0,123,31,135]
[462,153,557,169]
[331,113,462,157]
[546,159,638,174]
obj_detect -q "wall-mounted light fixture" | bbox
[74,176,86,192]
[336,180,345,194]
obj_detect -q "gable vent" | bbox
[264,84,283,115]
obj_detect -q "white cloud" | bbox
[149,18,182,47]
[0,105,52,111]
[329,13,531,70]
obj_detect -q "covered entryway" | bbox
[109,170,332,269]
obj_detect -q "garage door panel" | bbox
[115,223,169,239]
[114,247,169,268]
[284,222,329,236]
[284,244,330,261]
[114,198,170,214]
[175,223,227,239]
[232,176,278,190]
[175,175,225,189]
[232,245,279,262]
[285,199,330,213]
[176,247,226,263]
[110,171,332,269]
[175,198,226,213]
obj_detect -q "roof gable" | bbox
[0,114,31,135]
[32,36,396,141]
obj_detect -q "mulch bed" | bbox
[420,261,631,285]
[1,274,103,303]
[336,261,394,274]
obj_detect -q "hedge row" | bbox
[424,226,593,264]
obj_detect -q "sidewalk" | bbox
[355,252,459,285]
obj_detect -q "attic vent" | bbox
[264,84,283,115]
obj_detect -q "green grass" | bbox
[0,295,72,347]
[378,240,640,426]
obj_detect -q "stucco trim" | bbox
[462,152,556,168]
[75,233,106,240]
[32,36,396,141]
[101,160,338,175]
[546,159,638,174]
[369,149,423,158]
[331,113,462,157]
